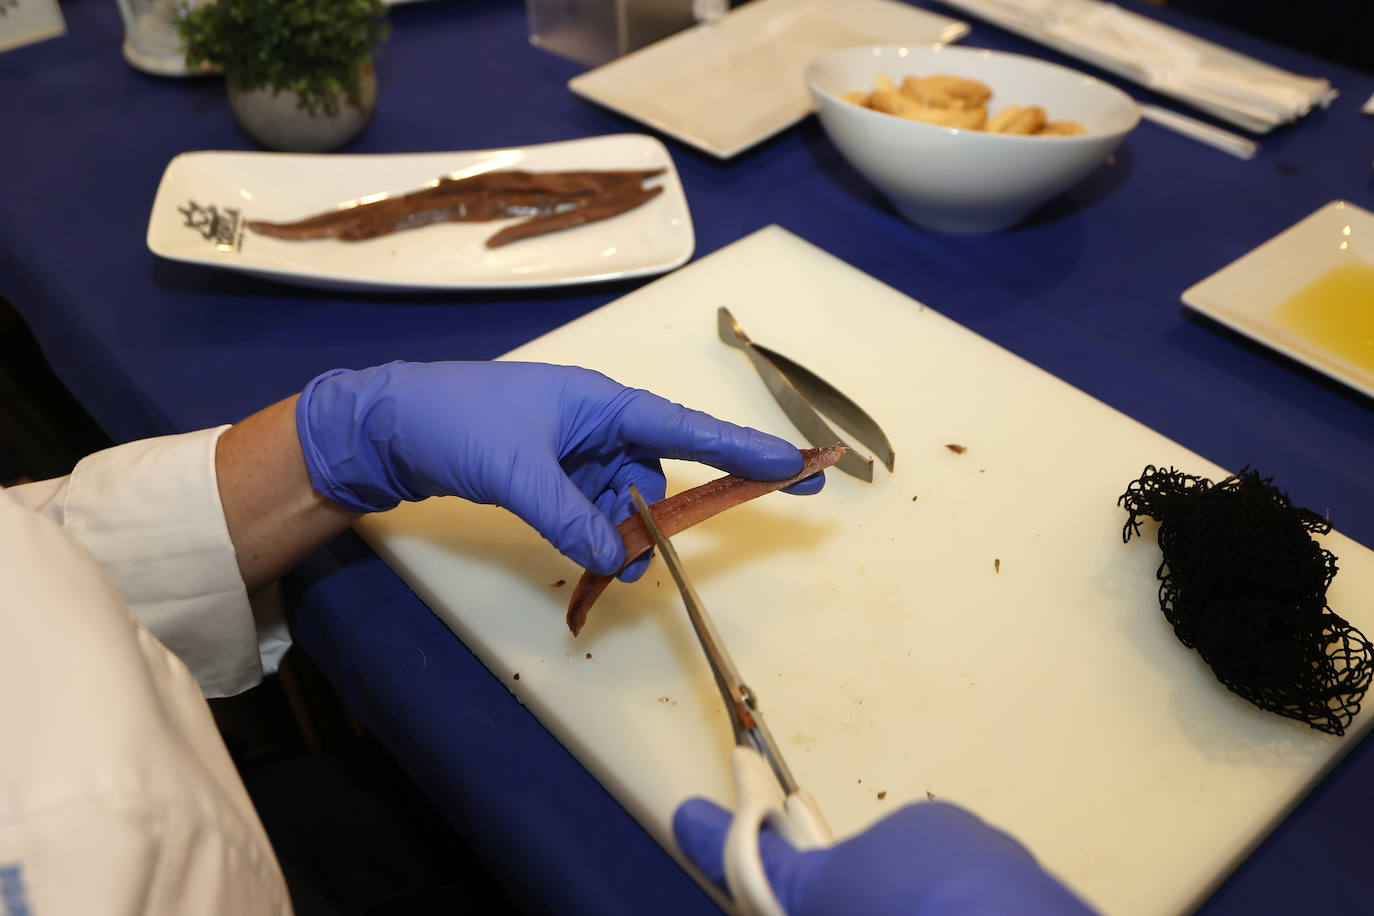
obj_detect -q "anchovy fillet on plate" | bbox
[245,168,666,248]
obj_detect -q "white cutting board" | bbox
[356,225,1374,915]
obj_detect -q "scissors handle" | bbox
[782,787,832,849]
[724,747,834,916]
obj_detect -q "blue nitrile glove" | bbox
[673,798,1096,916]
[296,361,823,579]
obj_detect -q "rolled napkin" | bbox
[940,0,1337,132]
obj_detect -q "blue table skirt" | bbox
[5,0,1374,912]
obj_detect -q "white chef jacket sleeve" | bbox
[0,484,292,915]
[7,427,291,698]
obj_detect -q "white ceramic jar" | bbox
[228,61,377,153]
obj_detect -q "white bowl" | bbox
[805,44,1140,234]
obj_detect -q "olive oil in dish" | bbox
[1275,261,1374,373]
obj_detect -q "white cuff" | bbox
[10,428,271,697]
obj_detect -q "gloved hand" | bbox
[673,797,1096,916]
[296,361,823,578]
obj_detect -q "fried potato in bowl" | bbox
[804,45,1140,234]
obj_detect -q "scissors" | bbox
[628,484,833,916]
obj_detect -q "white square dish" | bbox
[146,134,694,291]
[567,0,968,159]
[1182,200,1374,399]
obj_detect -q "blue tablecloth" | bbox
[6,1,1374,912]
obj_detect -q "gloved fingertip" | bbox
[605,487,641,527]
[752,433,806,480]
[674,797,733,832]
[618,550,653,582]
[780,471,826,496]
[554,498,625,575]
[588,530,626,576]
[673,798,732,885]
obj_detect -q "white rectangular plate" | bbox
[567,0,968,159]
[1182,200,1374,400]
[0,0,65,54]
[146,134,694,291]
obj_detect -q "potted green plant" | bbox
[178,0,390,152]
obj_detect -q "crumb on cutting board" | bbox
[994,558,1000,573]
[877,790,887,800]
[550,578,567,588]
[946,443,967,454]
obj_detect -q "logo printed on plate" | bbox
[178,200,243,252]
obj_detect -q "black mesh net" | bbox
[1119,465,1372,736]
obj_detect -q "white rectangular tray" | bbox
[568,0,968,158]
[1183,200,1374,400]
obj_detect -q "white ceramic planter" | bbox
[228,61,377,152]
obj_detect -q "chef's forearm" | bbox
[215,395,358,592]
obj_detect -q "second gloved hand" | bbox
[673,797,1096,916]
[295,361,821,576]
